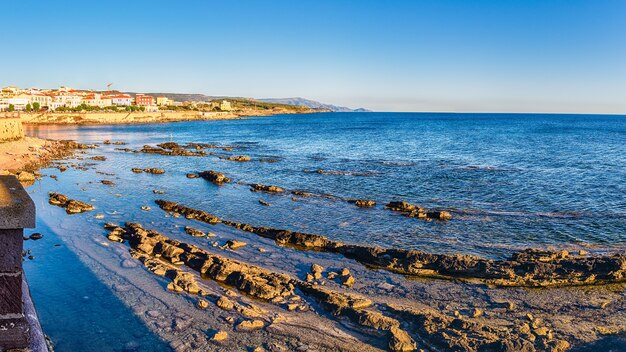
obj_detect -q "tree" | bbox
[25,103,32,112]
[32,102,40,111]
[8,104,15,112]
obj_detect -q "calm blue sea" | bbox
[22,112,626,351]
[28,112,626,257]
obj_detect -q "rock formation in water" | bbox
[103,222,418,351]
[48,192,95,214]
[198,170,231,185]
[154,199,626,288]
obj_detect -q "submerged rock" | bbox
[143,168,165,174]
[386,200,452,221]
[225,240,247,250]
[349,199,377,208]
[48,192,94,214]
[250,184,285,193]
[198,170,231,185]
[184,226,206,237]
[29,233,43,240]
[225,155,251,162]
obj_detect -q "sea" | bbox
[21,112,626,351]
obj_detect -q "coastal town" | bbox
[0,85,233,112]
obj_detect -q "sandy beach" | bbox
[0,136,71,173]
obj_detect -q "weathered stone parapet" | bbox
[0,115,24,142]
[0,175,39,350]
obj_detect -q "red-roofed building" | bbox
[135,94,154,106]
[107,94,133,106]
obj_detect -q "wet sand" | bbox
[0,137,74,173]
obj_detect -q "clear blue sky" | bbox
[2,0,625,113]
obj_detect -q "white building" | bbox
[0,97,30,111]
[82,93,112,108]
[108,94,133,106]
[54,94,83,108]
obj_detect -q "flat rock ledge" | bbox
[104,222,417,352]
[48,192,94,214]
[154,199,626,288]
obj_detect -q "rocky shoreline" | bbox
[19,133,626,352]
[104,221,577,352]
[0,138,90,182]
[154,199,626,288]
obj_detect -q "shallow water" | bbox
[21,112,626,351]
[26,112,626,258]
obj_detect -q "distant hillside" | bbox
[258,97,371,112]
[123,93,369,112]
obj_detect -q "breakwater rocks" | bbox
[154,200,626,287]
[104,222,417,352]
[48,192,94,214]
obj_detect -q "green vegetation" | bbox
[7,104,14,112]
[32,102,40,111]
[211,98,310,112]
[25,103,32,112]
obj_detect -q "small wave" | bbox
[303,169,382,177]
[460,165,521,172]
[460,209,626,219]
[376,160,416,166]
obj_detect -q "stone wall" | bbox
[0,115,24,142]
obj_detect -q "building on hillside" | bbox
[23,92,52,109]
[108,94,133,106]
[143,105,159,112]
[53,94,83,108]
[156,96,171,106]
[1,86,21,96]
[220,100,232,111]
[135,94,155,106]
[82,93,112,108]
[0,97,29,111]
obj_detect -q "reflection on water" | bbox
[23,221,169,352]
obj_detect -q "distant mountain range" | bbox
[128,92,371,112]
[258,97,371,112]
